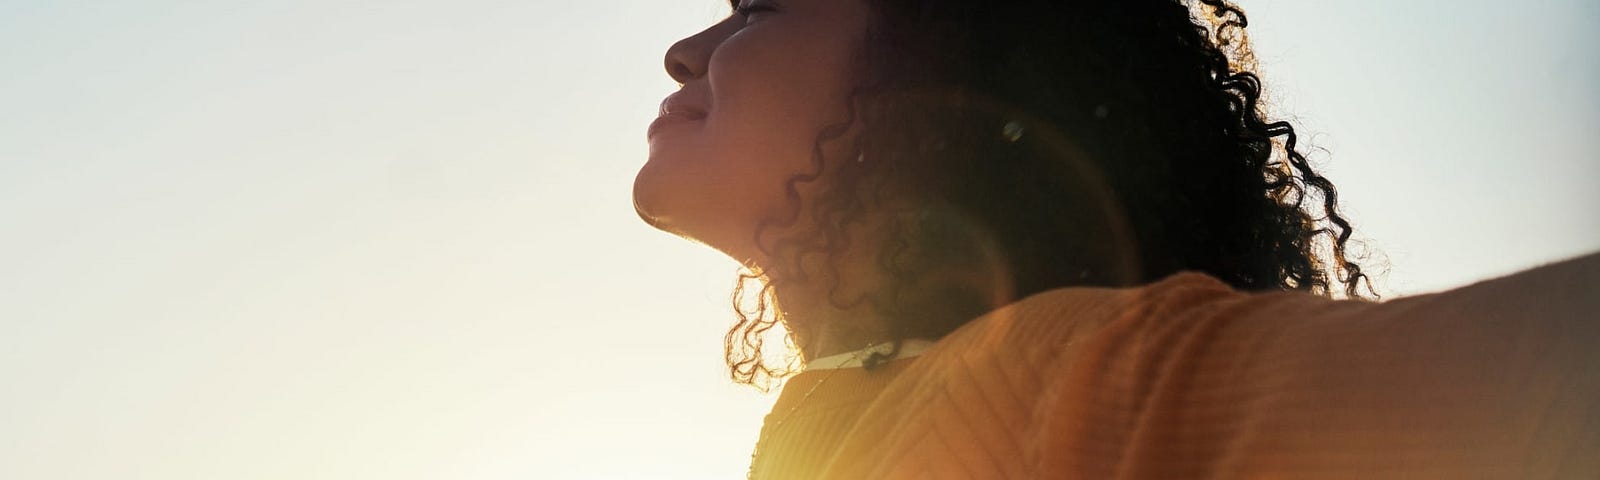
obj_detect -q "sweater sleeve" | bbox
[1033,252,1600,479]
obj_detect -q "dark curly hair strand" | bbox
[725,0,1379,390]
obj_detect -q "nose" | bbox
[663,25,720,86]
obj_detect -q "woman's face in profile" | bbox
[634,0,870,261]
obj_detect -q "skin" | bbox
[633,0,894,361]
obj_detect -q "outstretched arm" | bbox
[1036,252,1600,479]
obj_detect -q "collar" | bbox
[802,338,939,372]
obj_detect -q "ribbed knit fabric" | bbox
[747,252,1600,479]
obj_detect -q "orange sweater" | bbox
[747,253,1600,479]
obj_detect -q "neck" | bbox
[746,203,1013,362]
[773,268,894,362]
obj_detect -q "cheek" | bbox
[710,28,858,138]
[701,27,862,194]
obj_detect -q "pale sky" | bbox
[1,1,1595,478]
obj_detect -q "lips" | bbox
[647,93,708,140]
[647,114,701,140]
[658,94,707,120]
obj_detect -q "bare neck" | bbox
[771,262,894,363]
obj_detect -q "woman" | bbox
[634,0,1599,478]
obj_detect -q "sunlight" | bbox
[0,0,1594,478]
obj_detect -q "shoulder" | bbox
[848,272,1264,476]
[926,271,1249,368]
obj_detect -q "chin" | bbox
[631,165,705,239]
[634,176,754,260]
[631,167,674,231]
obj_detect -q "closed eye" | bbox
[732,0,778,18]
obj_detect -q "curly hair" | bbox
[724,0,1379,390]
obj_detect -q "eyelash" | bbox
[734,2,776,17]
